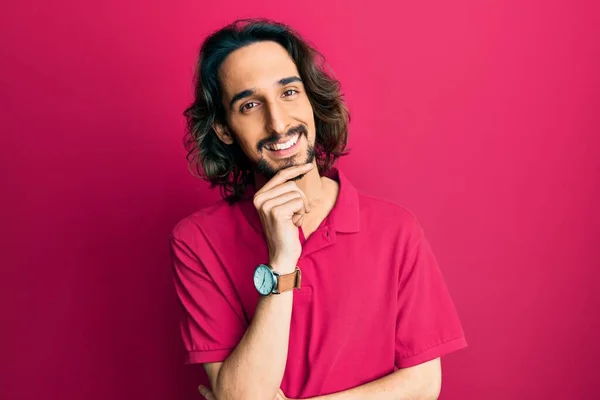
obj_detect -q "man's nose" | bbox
[265,101,289,135]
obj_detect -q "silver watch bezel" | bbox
[254,264,278,296]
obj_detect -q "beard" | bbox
[256,124,315,181]
[257,145,316,181]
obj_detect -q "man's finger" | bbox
[269,198,306,222]
[276,388,288,400]
[292,213,304,227]
[261,192,306,218]
[198,385,216,400]
[256,163,313,194]
[254,181,310,214]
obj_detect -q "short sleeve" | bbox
[394,220,467,368]
[169,228,248,364]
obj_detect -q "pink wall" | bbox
[2,0,599,399]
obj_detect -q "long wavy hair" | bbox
[182,18,350,204]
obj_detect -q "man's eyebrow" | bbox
[229,89,255,109]
[277,76,302,86]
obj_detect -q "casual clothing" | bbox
[170,167,467,398]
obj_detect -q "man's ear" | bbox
[213,122,234,145]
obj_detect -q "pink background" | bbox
[2,0,599,399]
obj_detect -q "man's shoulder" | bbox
[170,198,241,241]
[356,190,422,234]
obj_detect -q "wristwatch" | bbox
[253,264,302,296]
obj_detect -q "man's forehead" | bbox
[219,41,300,95]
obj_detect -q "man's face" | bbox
[216,41,316,179]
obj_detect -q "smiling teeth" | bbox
[268,135,298,151]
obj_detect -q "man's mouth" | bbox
[265,133,300,151]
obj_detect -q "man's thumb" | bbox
[198,385,210,399]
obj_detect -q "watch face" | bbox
[254,264,276,296]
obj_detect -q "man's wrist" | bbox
[269,259,297,274]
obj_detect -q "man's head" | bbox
[183,19,349,203]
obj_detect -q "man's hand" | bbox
[198,385,217,400]
[195,165,312,400]
[198,385,292,400]
[253,162,313,274]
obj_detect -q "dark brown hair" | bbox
[182,18,350,204]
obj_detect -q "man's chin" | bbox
[256,160,297,180]
[256,145,315,180]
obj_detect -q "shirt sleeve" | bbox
[394,219,467,368]
[169,227,248,364]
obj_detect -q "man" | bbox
[170,18,467,400]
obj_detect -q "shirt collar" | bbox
[238,166,360,234]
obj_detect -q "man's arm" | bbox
[200,358,440,400]
[200,165,314,400]
[310,358,441,400]
[202,358,289,400]
[208,285,294,400]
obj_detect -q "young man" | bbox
[170,19,467,400]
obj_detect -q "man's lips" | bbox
[259,125,308,152]
[264,133,302,158]
[265,133,300,151]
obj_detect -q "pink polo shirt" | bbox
[170,168,467,398]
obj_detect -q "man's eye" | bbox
[283,89,298,97]
[241,102,258,112]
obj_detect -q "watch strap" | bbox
[274,267,302,294]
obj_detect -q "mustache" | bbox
[258,125,308,151]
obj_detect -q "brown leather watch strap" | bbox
[275,267,302,294]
